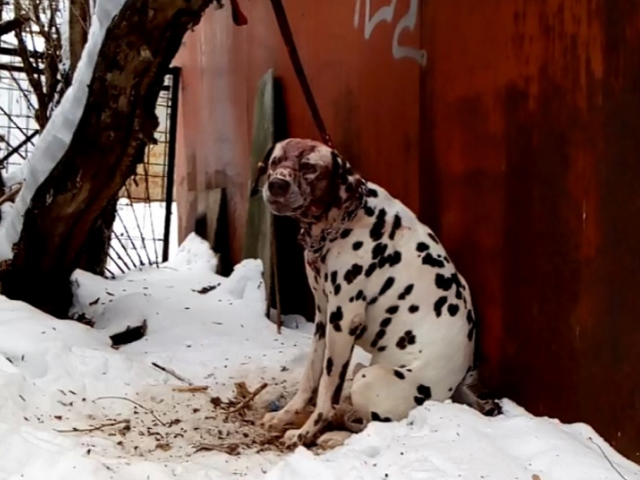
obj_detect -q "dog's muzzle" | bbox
[267,177,292,198]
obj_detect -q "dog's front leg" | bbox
[284,301,365,448]
[261,310,327,431]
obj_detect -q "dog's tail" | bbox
[451,367,502,417]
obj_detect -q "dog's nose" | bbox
[268,177,291,197]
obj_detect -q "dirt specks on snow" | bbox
[55,380,292,461]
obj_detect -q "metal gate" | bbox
[105,67,180,277]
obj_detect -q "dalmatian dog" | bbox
[256,138,500,449]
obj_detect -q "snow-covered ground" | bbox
[0,233,637,479]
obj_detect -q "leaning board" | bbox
[242,69,275,316]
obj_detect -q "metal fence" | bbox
[0,38,39,178]
[106,68,179,276]
[0,34,180,277]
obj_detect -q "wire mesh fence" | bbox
[0,38,40,177]
[0,24,179,277]
[106,70,179,277]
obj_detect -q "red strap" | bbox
[228,0,248,26]
[268,0,333,148]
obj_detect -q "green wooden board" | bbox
[243,69,277,317]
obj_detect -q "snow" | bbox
[2,167,24,189]
[59,1,71,74]
[0,0,127,261]
[0,232,637,479]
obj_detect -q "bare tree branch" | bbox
[0,16,27,36]
[10,0,65,128]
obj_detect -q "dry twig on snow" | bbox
[151,361,194,385]
[192,442,240,456]
[225,382,268,415]
[588,437,628,480]
[94,396,166,427]
[172,385,209,393]
[54,418,130,433]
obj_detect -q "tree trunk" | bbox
[68,0,91,74]
[1,0,214,317]
[75,195,118,276]
[68,0,117,277]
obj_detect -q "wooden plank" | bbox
[196,188,222,247]
[242,69,277,320]
[192,188,224,274]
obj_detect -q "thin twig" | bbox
[0,183,22,206]
[192,442,239,455]
[54,418,130,433]
[225,382,268,415]
[0,16,27,37]
[588,437,628,480]
[93,396,166,426]
[172,385,209,393]
[151,361,193,385]
[13,14,46,127]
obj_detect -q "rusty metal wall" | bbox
[174,0,640,460]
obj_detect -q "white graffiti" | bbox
[354,0,427,67]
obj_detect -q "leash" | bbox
[215,0,248,26]
[267,0,333,148]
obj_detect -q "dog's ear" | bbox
[330,148,363,202]
[250,144,274,197]
[330,150,350,186]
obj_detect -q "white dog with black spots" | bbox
[255,138,500,449]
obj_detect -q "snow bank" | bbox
[0,233,637,479]
[0,0,127,260]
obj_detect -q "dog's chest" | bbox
[305,252,330,305]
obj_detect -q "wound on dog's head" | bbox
[260,138,365,222]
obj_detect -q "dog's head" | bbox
[257,138,363,222]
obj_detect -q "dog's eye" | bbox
[300,163,318,174]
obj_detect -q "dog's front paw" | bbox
[260,411,292,432]
[280,409,333,449]
[282,428,305,449]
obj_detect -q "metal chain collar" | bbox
[298,183,367,256]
